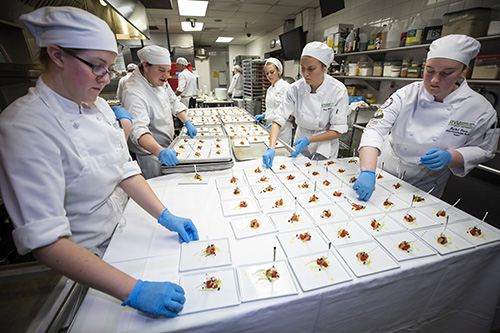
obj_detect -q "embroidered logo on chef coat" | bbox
[445,120,475,136]
[366,109,384,128]
[380,97,393,109]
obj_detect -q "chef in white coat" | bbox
[121,45,197,179]
[254,58,293,145]
[228,65,243,99]
[354,34,499,200]
[0,7,198,318]
[174,57,198,108]
[262,42,349,168]
[116,63,136,101]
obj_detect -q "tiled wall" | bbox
[313,0,500,41]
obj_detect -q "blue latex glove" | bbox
[266,123,272,130]
[353,170,376,201]
[262,148,275,168]
[158,208,199,243]
[254,114,265,122]
[290,137,310,157]
[184,120,197,138]
[122,279,185,317]
[111,106,133,123]
[158,149,179,166]
[420,149,452,170]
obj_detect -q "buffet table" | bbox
[71,157,500,333]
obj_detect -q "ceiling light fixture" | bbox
[216,37,234,43]
[178,0,208,17]
[181,21,204,31]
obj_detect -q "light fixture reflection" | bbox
[216,37,234,43]
[178,0,208,17]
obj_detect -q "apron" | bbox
[39,91,129,253]
[295,93,338,159]
[379,137,450,198]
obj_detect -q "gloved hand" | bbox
[262,148,275,168]
[353,170,376,201]
[111,106,133,123]
[290,137,310,157]
[184,120,197,138]
[420,149,452,170]
[122,279,185,317]
[158,208,199,243]
[266,123,272,130]
[254,114,265,122]
[158,149,179,166]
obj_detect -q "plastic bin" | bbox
[442,7,491,37]
[471,55,500,79]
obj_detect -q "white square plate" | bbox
[179,267,240,315]
[316,176,344,191]
[178,173,210,185]
[320,221,372,246]
[336,241,400,277]
[289,251,352,292]
[221,198,261,217]
[245,172,278,186]
[187,151,210,160]
[275,171,309,184]
[236,261,298,302]
[296,191,332,209]
[218,185,254,201]
[336,196,382,217]
[368,194,411,212]
[276,227,328,258]
[417,204,469,224]
[215,171,247,188]
[251,183,285,199]
[375,230,436,262]
[307,204,351,224]
[179,238,232,272]
[233,138,250,147]
[258,195,295,214]
[447,221,500,246]
[354,212,407,236]
[269,209,315,232]
[271,161,298,174]
[285,180,316,195]
[388,209,440,230]
[414,226,474,255]
[230,214,276,239]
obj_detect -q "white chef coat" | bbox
[359,78,499,197]
[228,72,243,98]
[121,68,186,155]
[0,77,141,255]
[274,75,349,159]
[116,72,132,101]
[265,78,292,145]
[177,68,198,107]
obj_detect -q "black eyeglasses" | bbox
[65,51,118,80]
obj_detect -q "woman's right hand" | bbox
[158,148,179,166]
[262,148,275,168]
[122,279,185,317]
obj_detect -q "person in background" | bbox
[0,6,199,318]
[116,63,137,101]
[174,57,198,109]
[353,34,499,201]
[228,65,243,99]
[121,45,197,179]
[254,58,293,145]
[262,42,349,168]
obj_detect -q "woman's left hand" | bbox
[158,208,199,242]
[420,149,452,170]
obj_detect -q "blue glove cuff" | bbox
[122,279,144,308]
[360,170,376,176]
[444,150,452,164]
[158,208,171,224]
[185,120,192,126]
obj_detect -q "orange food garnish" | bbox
[436,210,446,217]
[279,164,287,170]
[326,161,335,166]
[349,177,357,183]
[239,201,248,208]
[393,183,402,190]
[305,162,312,167]
[260,176,269,182]
[312,171,319,176]
[286,174,295,180]
[403,214,415,223]
[309,194,319,203]
[297,232,311,242]
[323,180,331,186]
[383,198,394,208]
[316,256,329,268]
[337,229,350,238]
[274,198,284,207]
[338,169,345,173]
[437,235,449,246]
[230,176,238,183]
[398,241,412,252]
[370,218,383,231]
[288,212,299,222]
[204,244,217,256]
[321,209,332,218]
[233,187,241,195]
[265,266,279,281]
[468,226,482,237]
[254,167,262,173]
[250,219,260,229]
[333,191,342,197]
[299,182,310,189]
[194,173,202,180]
[356,251,370,264]
[205,277,221,290]
[413,195,425,202]
[352,203,365,211]
[195,152,201,157]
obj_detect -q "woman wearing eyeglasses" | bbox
[0,7,198,317]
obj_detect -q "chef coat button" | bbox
[73,122,80,129]
[96,115,102,121]
[432,137,438,142]
[409,132,413,136]
[403,147,407,151]
[447,107,452,111]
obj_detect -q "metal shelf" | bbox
[334,34,500,58]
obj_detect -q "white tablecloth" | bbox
[71,159,500,332]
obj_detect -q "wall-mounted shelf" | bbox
[333,75,500,85]
[334,34,500,59]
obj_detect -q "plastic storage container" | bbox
[359,62,373,76]
[471,55,500,79]
[373,61,383,77]
[442,7,491,37]
[406,14,426,46]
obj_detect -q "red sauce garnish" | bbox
[309,194,319,202]
[437,235,448,245]
[321,209,332,218]
[239,201,248,208]
[298,232,311,242]
[250,219,260,229]
[403,214,415,223]
[333,191,342,197]
[317,257,329,268]
[370,218,382,231]
[288,212,299,222]
[337,229,349,238]
[233,187,241,195]
[356,251,369,263]
[323,180,331,186]
[398,241,412,252]
[312,171,319,176]
[286,174,295,180]
[469,227,482,237]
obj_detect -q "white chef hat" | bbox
[137,45,171,65]
[234,65,242,72]
[176,57,188,66]
[127,63,137,71]
[427,34,480,66]
[301,41,334,66]
[265,57,283,74]
[19,6,117,54]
